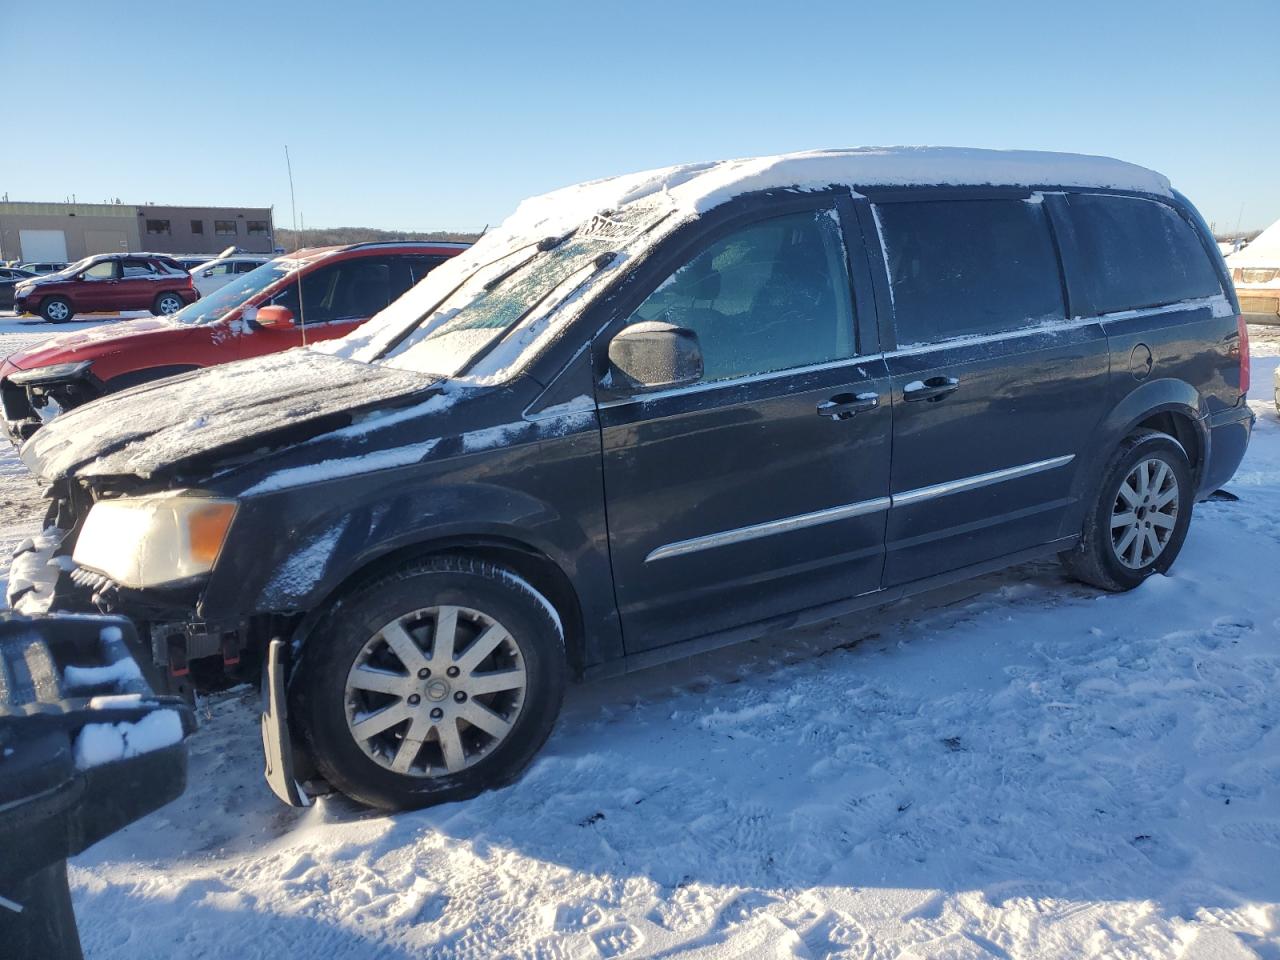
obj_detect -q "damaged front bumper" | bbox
[0,364,103,448]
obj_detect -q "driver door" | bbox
[595,194,891,653]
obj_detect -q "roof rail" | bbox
[343,240,473,252]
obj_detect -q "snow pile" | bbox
[63,657,142,691]
[1228,218,1280,268]
[72,710,184,770]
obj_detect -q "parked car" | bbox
[174,255,216,271]
[1228,218,1280,326]
[11,253,198,323]
[18,262,70,276]
[6,148,1251,813]
[190,254,273,296]
[0,241,466,442]
[0,266,36,311]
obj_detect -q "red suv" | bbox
[12,253,200,322]
[1,241,467,443]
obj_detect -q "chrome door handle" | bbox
[903,376,959,402]
[816,392,879,420]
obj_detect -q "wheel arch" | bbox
[288,532,589,679]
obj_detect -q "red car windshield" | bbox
[170,260,297,325]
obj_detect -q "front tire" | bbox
[41,297,73,323]
[1061,429,1193,591]
[152,292,184,316]
[296,555,567,810]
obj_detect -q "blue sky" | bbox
[7,0,1278,234]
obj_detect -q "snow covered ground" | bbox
[1,318,1278,958]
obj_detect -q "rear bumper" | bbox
[1199,401,1254,496]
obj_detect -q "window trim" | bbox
[588,189,873,403]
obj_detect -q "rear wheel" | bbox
[41,297,73,323]
[296,555,566,810]
[152,292,184,316]
[1061,429,1193,591]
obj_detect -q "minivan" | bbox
[8,148,1252,811]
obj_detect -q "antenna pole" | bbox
[285,145,298,249]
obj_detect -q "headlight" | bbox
[73,496,238,589]
[9,360,93,386]
[14,284,33,297]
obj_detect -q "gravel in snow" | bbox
[0,317,1276,958]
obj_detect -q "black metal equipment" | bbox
[0,613,195,960]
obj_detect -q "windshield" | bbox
[353,204,671,378]
[170,259,296,325]
[45,257,94,279]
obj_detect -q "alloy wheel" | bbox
[158,295,182,314]
[1111,457,1179,569]
[344,605,528,777]
[46,301,69,321]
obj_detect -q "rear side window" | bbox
[874,198,1065,347]
[1064,194,1222,315]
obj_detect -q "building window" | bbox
[247,220,268,236]
[190,219,204,234]
[145,219,171,236]
[215,220,237,236]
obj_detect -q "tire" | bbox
[152,292,184,316]
[295,555,567,810]
[41,297,73,323]
[1061,429,1194,592]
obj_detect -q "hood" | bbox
[5,318,186,370]
[22,349,436,483]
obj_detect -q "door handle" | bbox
[816,392,879,420]
[902,376,959,403]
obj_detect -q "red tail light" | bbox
[1237,314,1250,397]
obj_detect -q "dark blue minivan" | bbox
[10,148,1253,810]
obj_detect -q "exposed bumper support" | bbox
[261,638,310,808]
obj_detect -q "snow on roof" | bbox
[1227,218,1280,267]
[322,147,1172,380]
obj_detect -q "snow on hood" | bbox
[22,349,436,482]
[1227,218,1280,267]
[321,146,1171,383]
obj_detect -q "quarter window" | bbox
[1063,194,1222,315]
[215,220,237,236]
[145,218,170,235]
[874,198,1065,346]
[624,209,856,382]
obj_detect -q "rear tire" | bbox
[295,555,567,811]
[1061,429,1193,591]
[152,292,184,316]
[41,297,73,323]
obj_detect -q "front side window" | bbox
[624,209,855,382]
[82,260,116,280]
[874,198,1065,347]
[145,218,170,235]
[215,220,237,236]
[1063,194,1222,315]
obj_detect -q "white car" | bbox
[191,255,272,296]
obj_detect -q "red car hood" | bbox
[5,318,189,370]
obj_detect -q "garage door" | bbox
[19,229,68,263]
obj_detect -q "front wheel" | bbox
[1061,429,1193,591]
[295,555,567,810]
[152,292,184,316]
[41,297,73,323]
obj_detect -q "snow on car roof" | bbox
[322,147,1173,382]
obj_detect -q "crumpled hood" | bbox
[5,318,184,370]
[22,349,436,483]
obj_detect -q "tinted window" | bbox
[270,258,398,323]
[1064,194,1222,315]
[626,209,855,382]
[234,261,259,274]
[874,198,1065,346]
[407,255,448,283]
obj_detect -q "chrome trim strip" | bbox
[644,496,892,563]
[892,454,1075,507]
[643,454,1075,563]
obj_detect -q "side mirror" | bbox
[606,321,703,393]
[256,305,296,328]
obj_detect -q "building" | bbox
[0,201,275,262]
